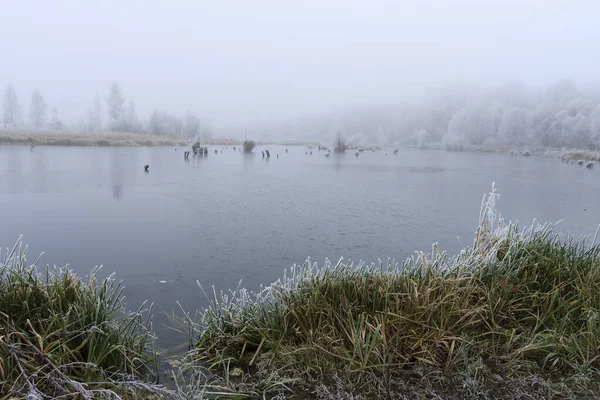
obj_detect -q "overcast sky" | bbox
[1,0,598,129]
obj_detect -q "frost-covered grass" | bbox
[186,186,600,398]
[441,142,600,163]
[0,240,169,399]
[545,148,600,163]
[0,130,190,147]
[4,185,600,399]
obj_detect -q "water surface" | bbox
[1,144,598,344]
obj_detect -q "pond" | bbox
[1,144,598,345]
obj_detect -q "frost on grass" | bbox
[0,239,170,399]
[183,183,600,399]
[0,130,189,147]
[545,148,600,162]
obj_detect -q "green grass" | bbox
[188,186,600,398]
[0,239,167,399]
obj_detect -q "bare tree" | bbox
[183,112,200,138]
[29,88,47,129]
[3,84,20,128]
[106,82,125,128]
[49,107,62,130]
[122,99,141,132]
[148,109,161,135]
[147,109,183,136]
[86,94,103,132]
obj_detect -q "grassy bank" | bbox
[544,148,600,163]
[185,186,600,399]
[0,130,190,147]
[3,186,600,399]
[416,141,600,164]
[0,130,322,148]
[0,239,168,399]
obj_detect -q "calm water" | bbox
[1,144,599,343]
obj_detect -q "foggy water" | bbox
[1,145,599,345]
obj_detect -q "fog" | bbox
[2,0,600,145]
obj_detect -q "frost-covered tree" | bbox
[106,82,125,128]
[590,105,600,149]
[49,107,62,130]
[498,107,532,145]
[416,129,430,148]
[183,112,200,138]
[545,79,579,106]
[234,79,600,150]
[568,113,592,148]
[148,109,184,136]
[148,110,161,135]
[446,106,494,146]
[3,84,20,128]
[532,108,555,146]
[116,99,141,132]
[86,94,103,132]
[29,89,47,129]
[127,99,141,132]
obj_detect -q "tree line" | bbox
[1,82,208,139]
[256,80,600,150]
[3,85,63,131]
[5,79,600,150]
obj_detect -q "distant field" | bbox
[3,131,598,164]
[0,130,321,148]
[0,130,192,147]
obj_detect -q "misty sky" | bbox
[1,0,599,130]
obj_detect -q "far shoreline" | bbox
[2,130,599,163]
[0,130,320,148]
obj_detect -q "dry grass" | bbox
[0,130,190,147]
[0,238,168,399]
[4,184,600,399]
[545,148,600,162]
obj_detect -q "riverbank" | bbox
[185,186,600,399]
[0,130,189,147]
[415,142,600,164]
[0,239,168,399]
[0,130,321,148]
[3,130,599,166]
[2,187,600,399]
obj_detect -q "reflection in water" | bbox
[110,149,126,201]
[6,148,24,193]
[33,148,48,193]
[112,185,124,201]
[243,151,254,172]
[408,166,445,174]
[334,152,344,171]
